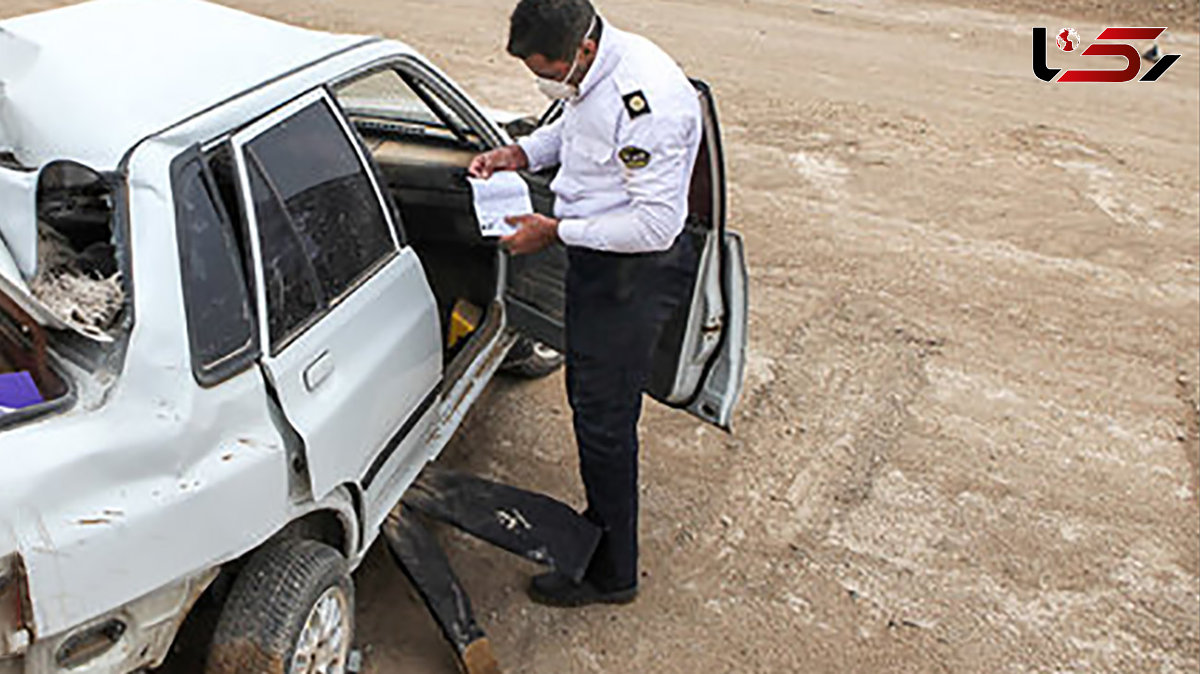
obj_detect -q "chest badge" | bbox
[622,90,651,119]
[619,146,652,170]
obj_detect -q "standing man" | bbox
[469,0,702,607]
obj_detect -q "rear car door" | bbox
[506,81,747,429]
[231,89,443,499]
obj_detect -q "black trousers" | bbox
[564,234,697,590]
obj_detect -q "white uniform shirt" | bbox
[517,21,702,253]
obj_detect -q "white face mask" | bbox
[536,59,581,101]
[534,16,597,101]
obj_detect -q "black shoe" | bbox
[527,572,638,608]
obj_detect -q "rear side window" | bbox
[244,101,396,352]
[173,155,259,385]
[206,143,257,305]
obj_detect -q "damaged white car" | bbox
[0,0,747,672]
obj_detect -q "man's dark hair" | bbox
[507,0,597,62]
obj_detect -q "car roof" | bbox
[0,0,371,169]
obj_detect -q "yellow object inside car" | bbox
[447,299,482,350]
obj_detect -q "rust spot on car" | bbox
[77,518,111,526]
[221,452,235,462]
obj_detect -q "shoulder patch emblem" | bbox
[622,90,651,119]
[619,146,652,170]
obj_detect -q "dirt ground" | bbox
[5,0,1198,672]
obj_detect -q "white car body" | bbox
[0,1,747,672]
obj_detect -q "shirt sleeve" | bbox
[515,117,564,172]
[556,108,698,253]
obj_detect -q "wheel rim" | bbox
[291,586,351,674]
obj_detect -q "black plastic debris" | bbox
[381,468,603,673]
[403,468,601,583]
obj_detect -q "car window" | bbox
[205,143,257,305]
[335,68,480,147]
[173,156,259,384]
[244,101,396,352]
[246,155,324,351]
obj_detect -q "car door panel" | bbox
[233,90,442,500]
[504,168,567,351]
[646,218,725,402]
[260,254,441,497]
[675,230,746,428]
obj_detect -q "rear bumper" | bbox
[7,568,216,674]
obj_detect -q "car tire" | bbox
[206,539,354,674]
[501,336,565,379]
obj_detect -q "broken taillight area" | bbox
[0,553,32,658]
[0,284,69,424]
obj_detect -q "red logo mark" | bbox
[1056,28,1080,52]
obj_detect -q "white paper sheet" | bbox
[468,172,534,238]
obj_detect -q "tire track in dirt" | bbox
[1177,369,1200,505]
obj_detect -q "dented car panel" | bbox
[0,0,368,170]
[0,11,420,671]
[0,3,518,666]
[19,568,217,673]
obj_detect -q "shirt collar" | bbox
[574,17,620,102]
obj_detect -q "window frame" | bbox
[327,57,512,256]
[169,146,262,387]
[327,56,507,152]
[333,68,474,148]
[230,88,403,356]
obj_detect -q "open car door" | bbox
[506,80,748,429]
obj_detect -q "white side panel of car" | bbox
[231,90,442,502]
[8,141,296,639]
[0,40,461,660]
[256,252,441,500]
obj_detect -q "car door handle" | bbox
[303,351,334,392]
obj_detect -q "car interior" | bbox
[334,68,514,371]
[332,65,720,395]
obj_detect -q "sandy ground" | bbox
[4,0,1199,672]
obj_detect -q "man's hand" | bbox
[468,145,530,179]
[501,214,560,256]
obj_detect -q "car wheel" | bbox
[501,336,565,379]
[206,539,354,674]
